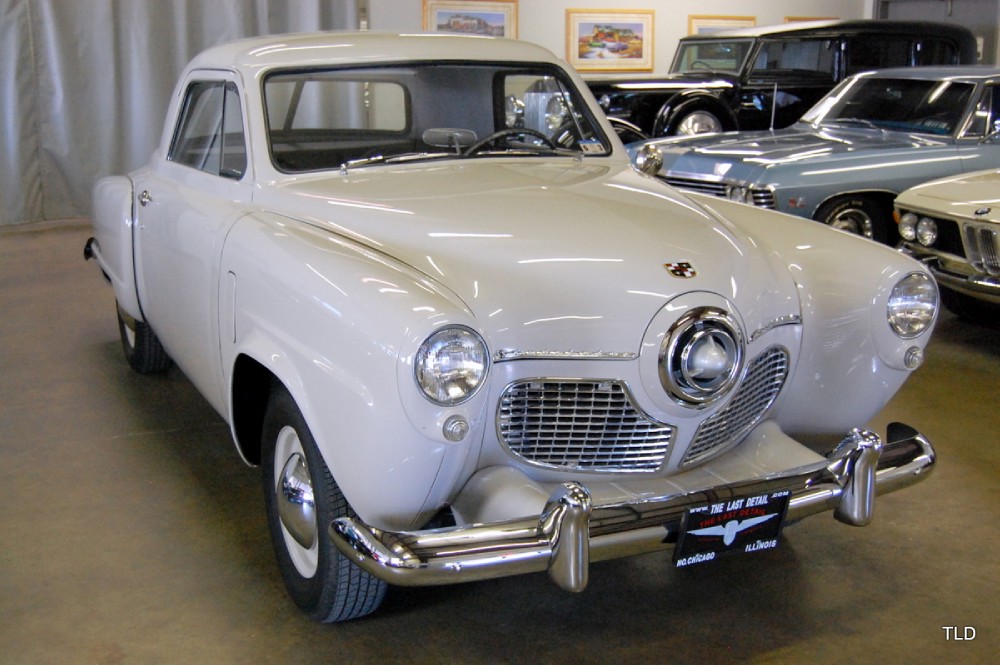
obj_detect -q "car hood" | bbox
[898,169,1000,224]
[259,159,799,353]
[653,123,950,178]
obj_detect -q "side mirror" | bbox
[634,143,664,176]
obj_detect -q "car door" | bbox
[738,37,838,130]
[132,73,251,411]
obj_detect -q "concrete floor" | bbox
[1,220,997,664]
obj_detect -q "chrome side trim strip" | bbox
[493,349,637,362]
[330,422,935,591]
[749,314,802,342]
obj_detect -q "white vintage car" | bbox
[895,168,1000,323]
[85,32,939,622]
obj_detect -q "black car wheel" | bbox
[261,384,387,622]
[116,302,172,373]
[815,195,891,244]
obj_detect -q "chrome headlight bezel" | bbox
[414,325,489,406]
[887,272,938,339]
[659,307,745,408]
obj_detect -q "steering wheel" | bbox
[690,60,711,69]
[464,128,557,156]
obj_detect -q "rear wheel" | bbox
[116,302,172,373]
[815,195,892,244]
[261,385,386,622]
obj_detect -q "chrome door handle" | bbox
[138,190,152,206]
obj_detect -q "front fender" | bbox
[220,212,488,531]
[690,195,937,434]
[653,92,736,136]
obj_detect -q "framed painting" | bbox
[423,1,517,38]
[687,15,756,35]
[566,9,654,72]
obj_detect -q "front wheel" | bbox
[261,385,386,622]
[815,195,891,244]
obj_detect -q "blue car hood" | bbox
[652,123,950,178]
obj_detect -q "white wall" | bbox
[369,0,872,74]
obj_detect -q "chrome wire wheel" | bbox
[273,425,319,578]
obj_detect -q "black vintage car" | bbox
[587,20,977,136]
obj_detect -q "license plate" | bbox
[674,490,790,568]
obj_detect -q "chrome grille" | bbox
[964,224,1000,276]
[662,176,775,209]
[498,380,674,472]
[682,347,790,466]
[663,176,726,197]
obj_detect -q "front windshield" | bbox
[800,76,977,136]
[263,63,610,172]
[670,39,752,74]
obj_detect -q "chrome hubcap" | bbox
[277,452,317,549]
[677,111,722,135]
[274,426,318,577]
[829,208,874,238]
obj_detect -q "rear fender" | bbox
[92,176,142,320]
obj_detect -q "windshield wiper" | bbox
[340,152,451,173]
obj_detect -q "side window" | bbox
[965,85,1000,137]
[752,39,835,80]
[914,39,961,66]
[846,38,911,75]
[169,81,247,179]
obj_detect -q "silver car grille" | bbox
[682,347,790,466]
[964,224,1000,276]
[497,380,674,472]
[663,176,776,209]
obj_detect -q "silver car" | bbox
[633,66,1000,243]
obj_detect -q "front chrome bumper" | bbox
[330,422,934,592]
[901,250,1000,305]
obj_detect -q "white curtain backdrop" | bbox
[0,0,357,226]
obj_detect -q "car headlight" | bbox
[916,217,938,246]
[887,273,937,338]
[726,185,753,204]
[545,95,568,130]
[898,211,917,241]
[414,326,488,405]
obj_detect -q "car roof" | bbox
[678,19,974,41]
[853,65,1000,82]
[186,31,559,73]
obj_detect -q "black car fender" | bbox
[652,93,737,137]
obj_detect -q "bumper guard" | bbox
[330,422,934,592]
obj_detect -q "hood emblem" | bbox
[665,262,697,278]
[975,207,992,216]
